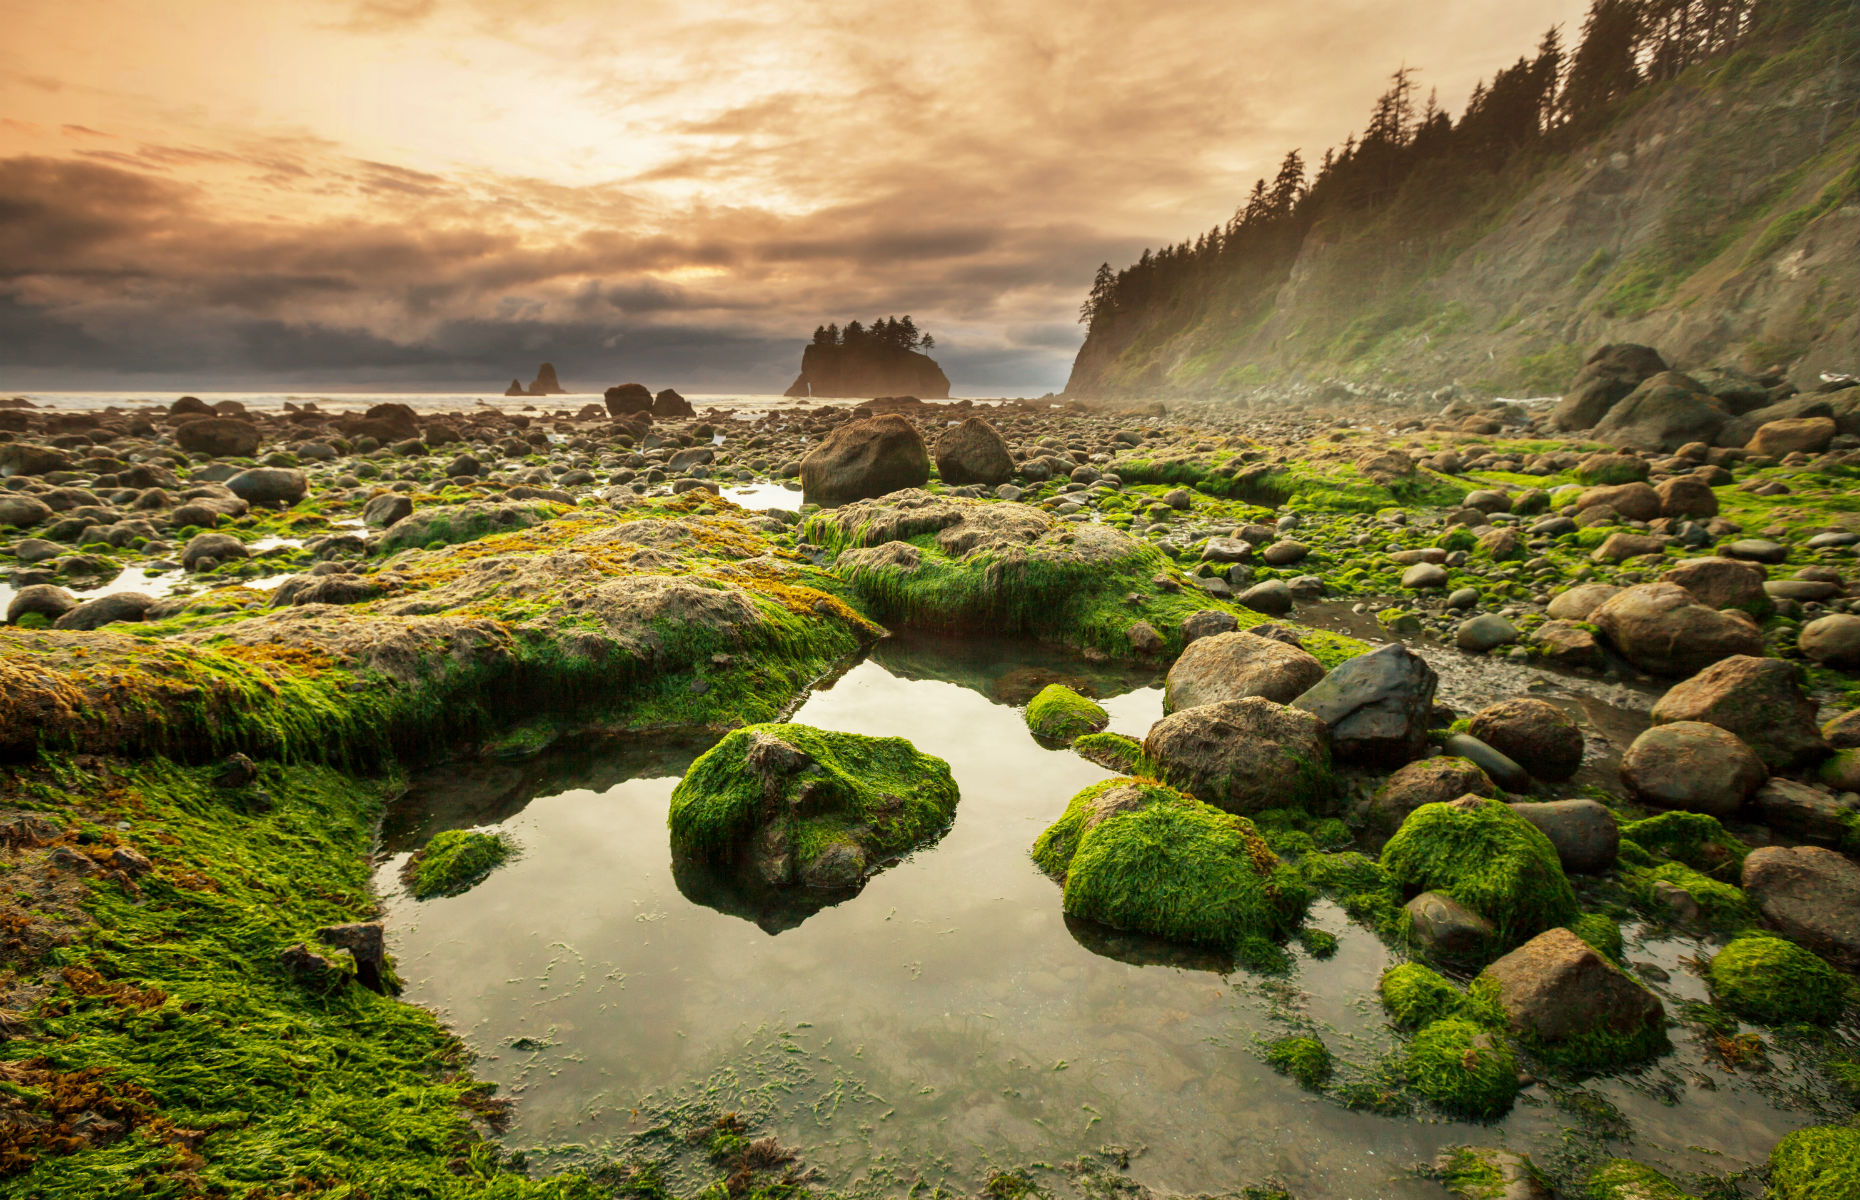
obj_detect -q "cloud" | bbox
[0,0,1588,393]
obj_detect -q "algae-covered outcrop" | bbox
[404,829,515,899]
[1,495,882,763]
[802,489,1362,661]
[668,722,958,892]
[1031,777,1309,960]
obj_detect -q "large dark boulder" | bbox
[653,388,695,418]
[605,383,653,416]
[226,468,308,506]
[1551,344,1667,431]
[1290,642,1436,766]
[934,417,1015,486]
[1590,372,1728,452]
[800,414,931,507]
[175,418,262,458]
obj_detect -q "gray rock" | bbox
[1404,891,1494,961]
[1508,800,1618,873]
[1441,733,1531,793]
[1236,579,1294,615]
[362,493,414,528]
[181,531,251,571]
[1292,642,1437,766]
[226,467,308,505]
[1800,614,1860,668]
[1402,562,1449,590]
[1751,779,1853,846]
[1456,614,1519,653]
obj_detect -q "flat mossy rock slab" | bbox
[800,489,1365,662]
[1031,776,1309,955]
[668,722,958,892]
[0,498,881,761]
[1381,795,1579,955]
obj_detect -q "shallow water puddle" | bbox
[379,636,1830,1198]
[722,481,806,511]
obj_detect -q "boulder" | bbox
[1546,583,1621,621]
[0,444,72,477]
[6,583,77,624]
[1291,643,1437,766]
[1798,614,1860,669]
[181,531,251,571]
[604,383,653,416]
[1591,372,1727,452]
[363,493,414,528]
[1369,756,1495,830]
[1746,415,1836,456]
[1162,631,1326,712]
[1508,800,1618,873]
[1649,656,1824,771]
[1551,344,1667,431]
[1477,928,1663,1050]
[1655,474,1718,519]
[800,414,931,507]
[0,494,53,528]
[1576,482,1662,522]
[1468,699,1584,781]
[1455,614,1519,653]
[226,467,308,506]
[1751,779,1853,845]
[175,417,262,458]
[653,388,695,418]
[1659,557,1767,612]
[1741,845,1860,969]
[934,417,1015,486]
[1178,609,1238,645]
[1619,721,1766,817]
[51,591,155,631]
[1589,582,1764,676]
[1141,697,1332,814]
[1404,891,1495,960]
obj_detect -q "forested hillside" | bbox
[1066,0,1860,400]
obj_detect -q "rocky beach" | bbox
[2,347,1858,1198]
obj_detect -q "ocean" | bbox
[2,391,1019,416]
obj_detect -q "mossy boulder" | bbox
[1475,928,1666,1070]
[1032,777,1309,955]
[1264,1035,1332,1089]
[1024,684,1109,745]
[403,829,514,899]
[1381,796,1579,952]
[1618,811,1748,881]
[1707,935,1850,1025]
[1627,861,1753,929]
[1768,1125,1860,1200]
[1072,730,1144,774]
[669,723,958,891]
[1403,1018,1521,1119]
[1380,962,1492,1030]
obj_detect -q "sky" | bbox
[0,0,1588,396]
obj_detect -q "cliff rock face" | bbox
[1067,36,1859,400]
[785,344,950,399]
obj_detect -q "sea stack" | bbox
[527,362,568,395]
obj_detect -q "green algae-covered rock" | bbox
[1708,935,1850,1025]
[1618,810,1749,881]
[405,829,515,899]
[1264,1035,1332,1089]
[1403,1017,1520,1119]
[1024,684,1109,745]
[1381,796,1578,951]
[1380,962,1483,1030]
[1769,1124,1860,1200]
[1072,730,1144,774]
[1587,1160,1698,1200]
[1032,776,1308,954]
[669,723,957,891]
[1626,860,1753,929]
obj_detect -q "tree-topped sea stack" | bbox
[785,316,950,399]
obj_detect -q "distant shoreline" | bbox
[1,390,1026,414]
